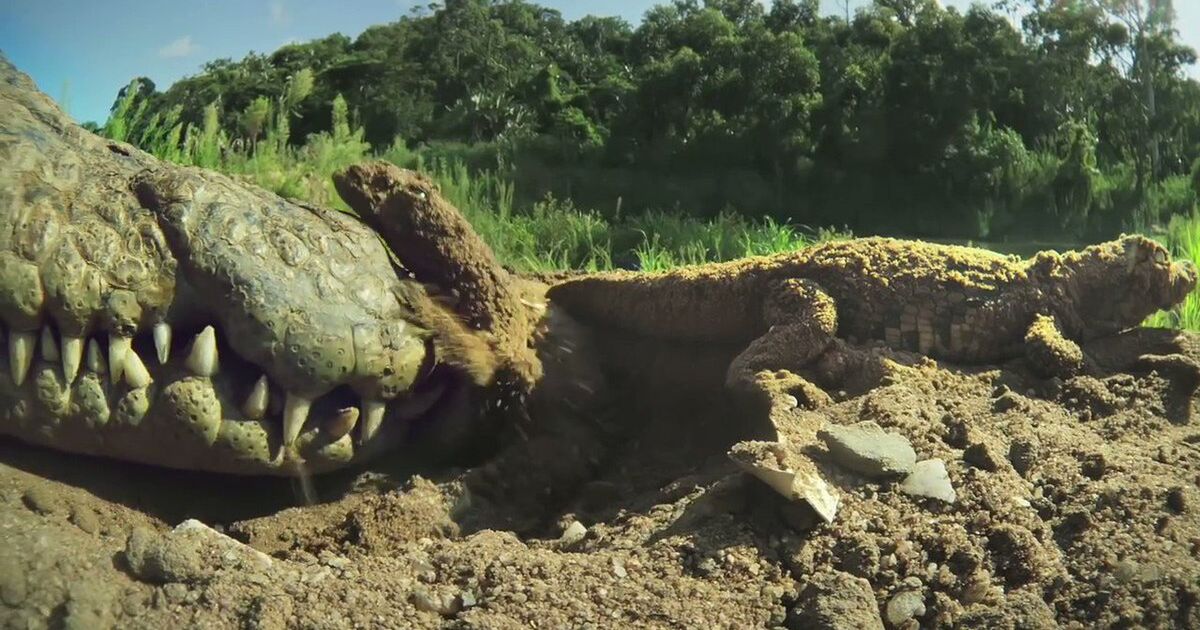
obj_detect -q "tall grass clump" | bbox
[1147,212,1200,330]
[99,76,844,276]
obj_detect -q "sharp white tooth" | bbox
[327,407,359,440]
[108,336,131,382]
[122,350,152,389]
[360,400,386,444]
[185,326,218,376]
[86,338,105,373]
[9,330,35,387]
[282,393,313,446]
[61,336,83,384]
[242,376,269,420]
[394,383,446,420]
[40,326,59,362]
[153,322,172,364]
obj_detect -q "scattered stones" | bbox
[789,570,885,630]
[22,486,64,515]
[964,442,1004,472]
[900,460,956,504]
[818,421,917,478]
[885,588,926,627]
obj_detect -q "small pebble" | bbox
[70,506,100,534]
[612,558,628,578]
[558,520,588,546]
[22,487,64,516]
[900,460,957,504]
[885,590,926,626]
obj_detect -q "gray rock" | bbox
[900,459,957,504]
[818,421,917,478]
[789,570,885,630]
[885,589,926,626]
[557,520,588,546]
[123,527,207,584]
[172,519,273,572]
[411,587,462,617]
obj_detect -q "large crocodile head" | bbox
[0,56,501,475]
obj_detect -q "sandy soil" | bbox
[3,325,1200,629]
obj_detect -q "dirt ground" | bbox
[3,324,1200,629]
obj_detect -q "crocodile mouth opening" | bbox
[1,313,456,474]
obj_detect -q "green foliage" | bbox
[100,0,1200,243]
[1191,157,1200,200]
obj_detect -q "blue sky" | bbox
[2,0,1197,125]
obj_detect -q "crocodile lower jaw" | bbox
[0,317,456,475]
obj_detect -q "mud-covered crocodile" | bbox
[549,236,1198,398]
[0,55,555,475]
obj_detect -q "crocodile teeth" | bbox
[61,336,83,383]
[241,375,269,420]
[108,336,131,382]
[394,383,445,420]
[9,330,35,387]
[122,350,152,389]
[282,393,313,446]
[86,338,105,373]
[326,407,359,440]
[153,322,172,364]
[360,400,386,444]
[40,326,59,362]
[185,326,218,376]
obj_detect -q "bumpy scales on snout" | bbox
[0,56,486,474]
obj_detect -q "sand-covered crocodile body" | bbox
[549,237,1198,389]
[0,55,510,475]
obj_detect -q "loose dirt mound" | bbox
[3,327,1200,629]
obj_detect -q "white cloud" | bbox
[270,0,289,26]
[158,35,197,59]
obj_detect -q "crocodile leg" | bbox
[724,278,841,521]
[725,278,837,409]
[1024,314,1084,378]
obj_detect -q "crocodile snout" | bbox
[1170,259,1198,305]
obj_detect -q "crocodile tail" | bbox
[546,266,764,341]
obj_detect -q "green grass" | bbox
[107,90,841,274]
[1148,212,1200,330]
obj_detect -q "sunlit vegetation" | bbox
[97,0,1200,326]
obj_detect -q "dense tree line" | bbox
[108,0,1200,239]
